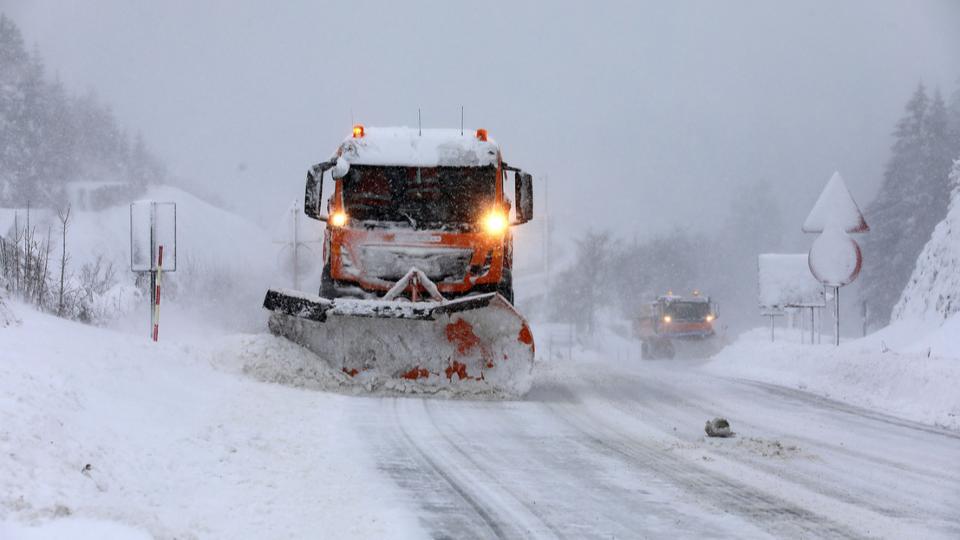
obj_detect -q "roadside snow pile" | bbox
[230,331,529,400]
[706,320,960,430]
[0,303,423,538]
[892,160,960,322]
[213,333,354,393]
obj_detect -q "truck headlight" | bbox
[705,314,715,322]
[662,315,672,323]
[483,211,508,235]
[329,211,348,227]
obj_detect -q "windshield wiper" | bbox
[398,211,418,228]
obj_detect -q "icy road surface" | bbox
[4,307,958,538]
[351,357,960,539]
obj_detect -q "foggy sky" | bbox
[4,0,959,248]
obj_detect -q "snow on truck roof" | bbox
[656,294,710,303]
[336,126,500,167]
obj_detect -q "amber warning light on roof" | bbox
[475,128,488,141]
[352,124,365,138]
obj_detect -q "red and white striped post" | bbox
[152,245,164,341]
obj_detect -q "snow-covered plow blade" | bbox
[262,287,535,398]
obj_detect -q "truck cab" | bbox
[303,126,533,303]
[635,292,718,359]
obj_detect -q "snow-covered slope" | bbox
[0,301,423,538]
[706,321,960,430]
[2,185,282,333]
[892,160,960,322]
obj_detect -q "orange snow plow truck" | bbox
[263,125,536,397]
[635,292,718,359]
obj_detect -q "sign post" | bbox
[802,172,869,346]
[131,201,176,340]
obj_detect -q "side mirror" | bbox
[304,159,335,220]
[515,171,534,224]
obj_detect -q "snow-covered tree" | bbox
[892,158,960,321]
[0,13,165,207]
[859,84,960,328]
[549,230,616,334]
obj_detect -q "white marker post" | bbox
[152,245,164,341]
[131,201,177,340]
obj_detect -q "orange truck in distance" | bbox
[635,292,718,359]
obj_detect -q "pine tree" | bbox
[0,13,165,207]
[0,14,31,203]
[859,84,958,327]
[948,82,960,156]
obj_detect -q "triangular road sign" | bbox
[802,171,869,233]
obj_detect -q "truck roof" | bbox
[336,126,500,168]
[656,295,710,304]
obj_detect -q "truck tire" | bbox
[496,267,514,304]
[319,262,337,298]
[662,340,676,360]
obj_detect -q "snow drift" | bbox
[0,302,423,538]
[707,323,960,430]
[892,160,960,322]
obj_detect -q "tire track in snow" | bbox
[630,372,960,489]
[389,398,507,539]
[545,401,867,539]
[591,377,949,525]
[421,399,566,539]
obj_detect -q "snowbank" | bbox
[0,302,424,538]
[706,319,960,430]
[893,160,960,322]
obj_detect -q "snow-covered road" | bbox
[4,306,959,539]
[351,358,960,539]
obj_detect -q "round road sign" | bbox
[808,228,862,287]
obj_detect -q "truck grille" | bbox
[358,245,473,282]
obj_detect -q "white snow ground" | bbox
[707,320,960,430]
[3,298,959,538]
[0,301,423,539]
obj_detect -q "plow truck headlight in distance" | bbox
[262,125,537,398]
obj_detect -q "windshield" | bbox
[664,301,711,321]
[342,165,497,226]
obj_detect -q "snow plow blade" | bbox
[263,288,535,397]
